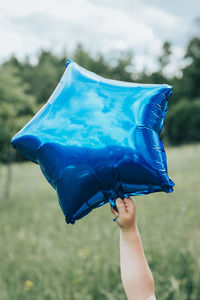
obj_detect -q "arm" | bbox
[111,198,156,300]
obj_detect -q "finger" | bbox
[116,198,126,216]
[124,197,135,206]
[124,197,136,212]
[110,204,118,217]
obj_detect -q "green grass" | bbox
[0,144,200,300]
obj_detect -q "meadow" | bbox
[0,144,200,300]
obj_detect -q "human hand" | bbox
[111,197,137,232]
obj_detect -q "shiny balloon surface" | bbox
[11,60,174,224]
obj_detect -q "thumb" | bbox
[116,198,126,217]
[110,205,118,217]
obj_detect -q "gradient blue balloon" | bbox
[11,59,174,224]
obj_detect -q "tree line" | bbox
[0,38,200,163]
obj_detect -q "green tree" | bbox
[0,64,36,200]
[181,37,200,99]
[4,51,67,105]
[158,41,172,71]
[165,99,200,145]
[138,41,172,85]
[0,64,36,162]
[73,44,134,81]
[109,50,134,81]
[27,51,66,104]
[73,43,111,77]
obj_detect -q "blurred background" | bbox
[0,0,200,299]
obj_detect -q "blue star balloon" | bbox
[11,59,174,224]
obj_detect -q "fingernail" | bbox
[116,198,123,205]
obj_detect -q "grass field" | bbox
[0,144,200,300]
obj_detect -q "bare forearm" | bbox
[111,198,156,299]
[120,227,156,300]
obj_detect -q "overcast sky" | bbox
[0,0,200,72]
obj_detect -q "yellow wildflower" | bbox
[93,254,100,262]
[73,276,83,284]
[188,211,195,217]
[77,247,90,258]
[24,280,34,291]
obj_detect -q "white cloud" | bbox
[0,0,199,71]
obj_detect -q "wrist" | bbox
[120,224,139,242]
[120,222,137,233]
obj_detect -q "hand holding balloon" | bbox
[111,197,137,233]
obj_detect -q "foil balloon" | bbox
[11,59,174,224]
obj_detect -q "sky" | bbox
[0,0,200,73]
